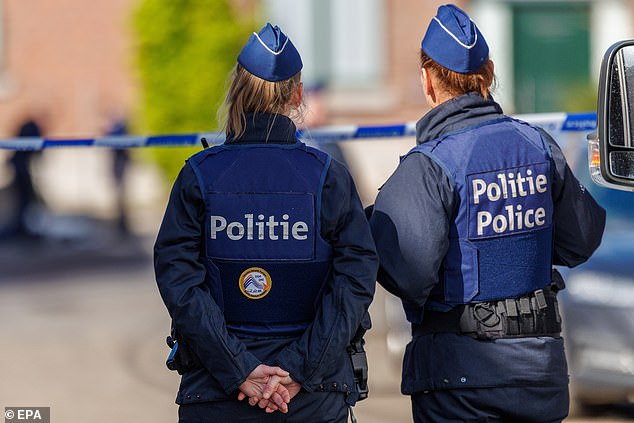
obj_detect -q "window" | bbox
[264,0,385,89]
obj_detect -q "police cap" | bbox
[237,23,303,82]
[421,4,489,74]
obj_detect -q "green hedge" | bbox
[132,0,254,184]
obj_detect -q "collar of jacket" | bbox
[225,112,298,144]
[415,92,504,145]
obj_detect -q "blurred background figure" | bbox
[1,118,43,239]
[302,82,328,128]
[106,118,130,236]
[301,81,348,166]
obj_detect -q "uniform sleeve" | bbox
[542,130,607,267]
[274,159,378,388]
[153,163,260,395]
[369,153,455,308]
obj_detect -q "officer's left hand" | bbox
[244,375,301,413]
[238,364,292,413]
[248,386,290,413]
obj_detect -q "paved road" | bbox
[0,234,632,423]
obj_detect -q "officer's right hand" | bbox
[279,376,301,401]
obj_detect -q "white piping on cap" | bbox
[432,17,478,49]
[252,32,289,56]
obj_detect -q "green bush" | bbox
[132,0,254,184]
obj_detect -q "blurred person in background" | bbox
[106,118,130,235]
[301,81,349,168]
[1,119,43,239]
[154,23,377,422]
[368,4,605,422]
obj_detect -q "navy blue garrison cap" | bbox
[237,23,303,82]
[421,4,489,74]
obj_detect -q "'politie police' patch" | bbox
[239,267,272,299]
[467,162,553,239]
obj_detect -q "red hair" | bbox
[420,51,496,100]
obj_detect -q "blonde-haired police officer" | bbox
[368,5,605,422]
[155,23,377,422]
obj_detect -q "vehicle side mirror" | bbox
[590,40,634,191]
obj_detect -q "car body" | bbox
[558,141,634,406]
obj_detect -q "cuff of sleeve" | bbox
[275,348,312,391]
[215,350,261,396]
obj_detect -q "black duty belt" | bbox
[413,287,562,340]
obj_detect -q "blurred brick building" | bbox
[267,0,634,123]
[2,0,633,137]
[0,0,136,138]
[0,0,439,137]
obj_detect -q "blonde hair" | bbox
[219,64,303,139]
[420,51,496,100]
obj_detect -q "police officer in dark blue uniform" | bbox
[367,5,606,422]
[154,23,378,422]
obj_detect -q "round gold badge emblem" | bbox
[239,267,272,299]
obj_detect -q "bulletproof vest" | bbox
[188,142,333,336]
[411,117,554,311]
